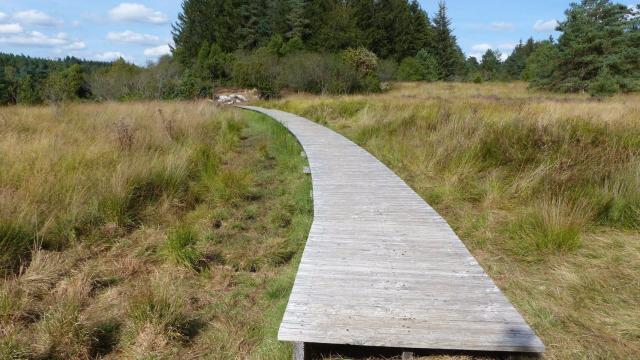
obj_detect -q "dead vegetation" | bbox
[264,82,640,359]
[0,101,311,359]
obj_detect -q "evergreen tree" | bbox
[415,49,441,81]
[552,0,640,93]
[238,0,271,50]
[287,0,310,40]
[523,40,560,87]
[431,1,464,79]
[407,0,433,55]
[480,49,502,81]
[314,2,360,52]
[503,38,538,79]
[172,0,240,66]
[268,0,292,37]
[304,0,339,50]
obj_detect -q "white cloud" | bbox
[0,31,68,46]
[0,12,8,21]
[63,41,86,50]
[471,43,492,53]
[94,51,131,62]
[107,30,160,44]
[144,44,171,57]
[490,22,514,30]
[108,3,169,24]
[534,19,558,32]
[0,23,24,34]
[14,10,64,27]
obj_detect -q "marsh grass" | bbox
[264,82,640,359]
[0,102,312,358]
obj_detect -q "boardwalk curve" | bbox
[239,106,545,354]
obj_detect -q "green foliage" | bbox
[172,0,436,63]
[480,49,503,81]
[232,50,282,98]
[0,53,110,105]
[159,226,202,268]
[397,57,423,81]
[430,1,465,79]
[415,49,441,81]
[589,67,620,97]
[524,40,560,88]
[342,47,379,75]
[16,75,41,104]
[397,50,440,81]
[503,38,539,80]
[282,36,305,55]
[527,0,640,95]
[43,64,86,103]
[178,69,213,99]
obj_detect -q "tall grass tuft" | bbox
[158,225,202,269]
[509,198,588,259]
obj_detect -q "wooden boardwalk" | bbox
[240,106,545,354]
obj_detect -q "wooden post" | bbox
[293,342,314,360]
[402,351,414,360]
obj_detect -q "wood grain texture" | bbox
[239,106,545,353]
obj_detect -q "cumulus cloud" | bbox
[0,31,69,46]
[94,51,131,62]
[144,44,171,57]
[14,10,64,27]
[0,23,24,34]
[490,22,514,30]
[107,30,160,44]
[108,3,169,24]
[0,12,7,21]
[533,19,559,32]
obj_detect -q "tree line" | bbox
[1,0,638,105]
[471,0,639,96]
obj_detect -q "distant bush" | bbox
[342,47,378,75]
[397,57,423,81]
[232,47,382,97]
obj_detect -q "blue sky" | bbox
[0,1,637,65]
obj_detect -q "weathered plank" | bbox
[239,106,545,354]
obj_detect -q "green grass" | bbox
[263,81,640,359]
[0,102,312,359]
[159,225,203,269]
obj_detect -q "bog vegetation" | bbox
[262,82,640,359]
[2,0,639,106]
[0,103,312,358]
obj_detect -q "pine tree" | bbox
[552,0,640,93]
[287,0,310,40]
[172,0,240,66]
[431,1,464,79]
[523,40,559,87]
[407,0,433,56]
[268,0,292,37]
[238,0,271,50]
[480,49,502,81]
[304,0,339,50]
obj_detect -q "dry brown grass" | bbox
[0,101,312,359]
[264,82,640,359]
